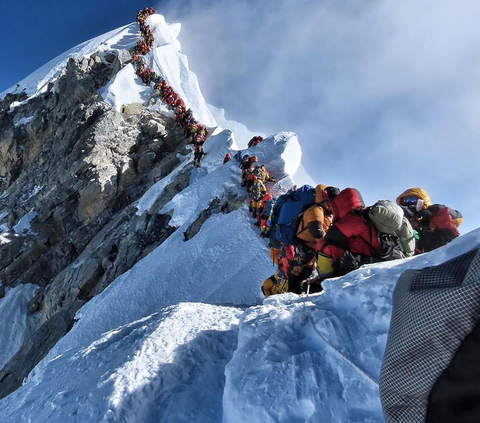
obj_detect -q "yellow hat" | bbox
[396,188,432,208]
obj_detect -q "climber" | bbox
[315,188,382,280]
[223,153,232,164]
[261,246,290,297]
[284,244,317,295]
[248,135,263,148]
[174,97,185,109]
[259,164,276,183]
[245,164,264,193]
[175,106,185,126]
[261,269,288,297]
[240,155,257,186]
[259,193,276,237]
[249,178,267,219]
[295,185,339,249]
[193,145,207,167]
[234,151,243,162]
[239,155,251,186]
[396,188,463,253]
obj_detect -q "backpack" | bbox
[274,185,316,247]
[269,193,289,249]
[250,181,266,202]
[368,200,415,259]
[262,197,276,219]
[240,156,250,169]
[252,166,265,181]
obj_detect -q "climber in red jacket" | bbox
[223,153,232,164]
[315,188,382,278]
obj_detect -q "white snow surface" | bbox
[2,12,480,423]
[13,115,34,127]
[101,14,217,128]
[1,23,139,100]
[13,209,38,234]
[100,64,153,112]
[2,223,479,422]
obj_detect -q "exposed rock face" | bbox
[0,50,246,398]
[184,191,245,241]
[0,53,187,298]
[0,300,85,398]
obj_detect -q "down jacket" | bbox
[316,188,382,261]
[295,184,335,246]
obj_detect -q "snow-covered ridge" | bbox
[1,24,138,100]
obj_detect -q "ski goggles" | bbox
[400,195,420,206]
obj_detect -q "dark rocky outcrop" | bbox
[0,300,85,399]
[0,38,249,397]
[0,51,207,396]
[183,190,245,241]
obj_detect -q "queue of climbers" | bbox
[133,8,209,166]
[232,160,464,297]
[135,8,464,299]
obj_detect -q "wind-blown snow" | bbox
[207,104,264,150]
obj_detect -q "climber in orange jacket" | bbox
[295,185,339,248]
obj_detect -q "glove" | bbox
[338,251,360,272]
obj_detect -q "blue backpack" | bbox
[269,194,288,249]
[274,185,316,246]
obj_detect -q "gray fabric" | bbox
[379,248,480,422]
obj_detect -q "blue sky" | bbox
[1,0,479,233]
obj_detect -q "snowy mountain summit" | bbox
[0,10,479,423]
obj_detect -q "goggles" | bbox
[401,195,420,206]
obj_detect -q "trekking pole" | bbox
[306,279,311,297]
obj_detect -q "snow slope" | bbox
[0,303,242,422]
[2,227,479,422]
[223,230,480,422]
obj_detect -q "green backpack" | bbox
[368,200,415,258]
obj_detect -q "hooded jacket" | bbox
[296,184,333,246]
[316,188,382,261]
